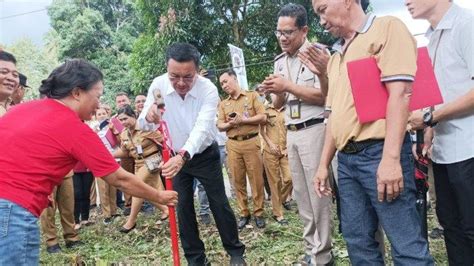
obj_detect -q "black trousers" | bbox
[72,172,94,223]
[173,142,245,265]
[433,157,474,266]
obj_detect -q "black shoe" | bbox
[237,216,251,230]
[255,216,266,229]
[46,244,62,254]
[123,207,131,216]
[282,201,292,211]
[65,240,83,249]
[200,214,212,225]
[272,216,288,226]
[119,224,136,234]
[429,227,444,239]
[230,255,247,266]
[103,217,113,225]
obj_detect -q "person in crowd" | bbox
[134,94,147,115]
[72,161,95,230]
[216,128,236,198]
[10,73,29,106]
[0,59,177,265]
[218,69,267,230]
[40,170,80,253]
[260,99,293,225]
[95,106,119,225]
[405,0,474,264]
[139,43,246,265]
[0,51,19,117]
[114,92,134,214]
[112,105,169,233]
[261,4,332,265]
[306,0,434,264]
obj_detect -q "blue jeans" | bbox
[193,179,210,216]
[337,138,433,265]
[0,199,40,265]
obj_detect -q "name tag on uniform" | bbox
[289,99,301,119]
[135,145,143,155]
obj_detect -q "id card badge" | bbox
[135,144,144,155]
[289,99,301,119]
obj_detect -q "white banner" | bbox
[227,44,249,90]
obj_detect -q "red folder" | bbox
[347,47,443,123]
[105,117,125,147]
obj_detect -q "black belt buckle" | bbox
[342,143,358,153]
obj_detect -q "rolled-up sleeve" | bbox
[138,79,160,131]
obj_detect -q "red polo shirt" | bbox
[0,99,119,216]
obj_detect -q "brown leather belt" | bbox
[229,132,259,141]
[287,118,324,131]
[341,139,384,154]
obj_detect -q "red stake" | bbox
[160,121,180,266]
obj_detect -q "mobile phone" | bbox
[229,112,237,118]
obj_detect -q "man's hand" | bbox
[261,74,289,94]
[161,155,185,178]
[268,142,281,156]
[228,113,243,126]
[156,190,178,206]
[145,103,162,124]
[298,44,330,77]
[408,110,425,131]
[313,166,332,198]
[377,157,404,202]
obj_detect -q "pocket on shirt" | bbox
[0,201,12,238]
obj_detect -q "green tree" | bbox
[129,0,336,95]
[5,37,59,100]
[48,0,142,107]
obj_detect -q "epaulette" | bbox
[274,52,286,62]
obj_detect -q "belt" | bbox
[229,132,259,141]
[341,139,384,154]
[287,118,324,131]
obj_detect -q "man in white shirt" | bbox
[406,0,474,265]
[138,43,245,266]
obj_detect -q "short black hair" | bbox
[0,51,17,64]
[39,59,103,99]
[166,43,201,69]
[361,0,370,12]
[117,104,136,118]
[115,92,129,99]
[220,68,237,78]
[277,3,308,28]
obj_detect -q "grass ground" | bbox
[40,199,448,265]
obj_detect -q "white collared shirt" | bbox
[426,4,474,164]
[138,74,219,158]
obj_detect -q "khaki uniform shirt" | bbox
[218,90,265,138]
[274,40,325,125]
[120,125,162,169]
[327,15,417,150]
[263,105,287,154]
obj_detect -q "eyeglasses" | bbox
[274,29,300,38]
[169,74,195,84]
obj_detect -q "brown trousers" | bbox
[120,157,135,207]
[40,176,79,247]
[97,178,117,218]
[262,150,293,218]
[227,137,265,217]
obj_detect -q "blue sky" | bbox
[0,0,472,47]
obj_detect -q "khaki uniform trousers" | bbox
[120,157,134,206]
[287,123,332,264]
[40,176,79,247]
[97,178,117,218]
[90,179,97,206]
[262,150,293,218]
[227,137,265,217]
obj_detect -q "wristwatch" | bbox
[423,110,438,127]
[178,149,191,163]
